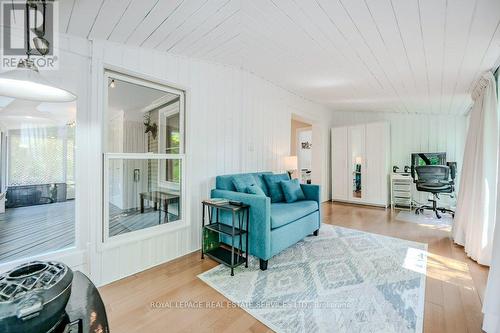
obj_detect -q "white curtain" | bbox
[452,72,499,265]
[483,69,500,333]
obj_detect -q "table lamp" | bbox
[284,156,298,179]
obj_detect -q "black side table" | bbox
[201,201,250,276]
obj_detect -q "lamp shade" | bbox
[284,155,298,171]
[0,61,76,103]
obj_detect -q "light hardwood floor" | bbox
[99,202,489,333]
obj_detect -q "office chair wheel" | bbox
[435,211,442,219]
[415,209,419,215]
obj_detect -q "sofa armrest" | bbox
[210,189,272,260]
[301,184,321,231]
[301,184,320,204]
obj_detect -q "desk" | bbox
[139,191,180,223]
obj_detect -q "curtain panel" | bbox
[452,72,499,265]
[483,68,500,333]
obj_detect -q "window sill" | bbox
[0,247,86,272]
[99,219,190,251]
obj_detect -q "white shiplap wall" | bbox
[87,39,332,285]
[328,111,468,205]
[0,32,470,284]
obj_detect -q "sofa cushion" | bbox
[280,179,305,203]
[253,174,270,196]
[246,184,266,196]
[216,172,272,194]
[271,200,318,229]
[263,173,289,203]
[232,174,257,193]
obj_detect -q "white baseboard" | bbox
[331,199,388,208]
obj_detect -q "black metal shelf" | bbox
[204,247,246,268]
[204,222,247,236]
[202,200,250,276]
[202,200,249,212]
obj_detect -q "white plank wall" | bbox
[1,32,470,285]
[329,111,468,205]
[87,39,332,285]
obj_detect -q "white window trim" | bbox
[158,104,182,190]
[103,70,186,154]
[159,106,182,154]
[101,70,188,249]
[102,153,186,246]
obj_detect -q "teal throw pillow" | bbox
[254,174,270,196]
[263,173,290,203]
[246,184,266,196]
[280,179,305,203]
[232,174,257,193]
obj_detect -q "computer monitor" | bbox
[411,152,446,166]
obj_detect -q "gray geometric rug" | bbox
[198,224,427,333]
[396,210,452,230]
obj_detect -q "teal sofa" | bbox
[211,172,321,270]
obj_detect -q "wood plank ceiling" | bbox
[60,0,500,114]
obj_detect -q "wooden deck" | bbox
[109,203,179,236]
[0,201,75,263]
[0,201,179,264]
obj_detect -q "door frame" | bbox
[296,126,313,175]
[290,113,322,188]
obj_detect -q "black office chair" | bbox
[411,163,456,219]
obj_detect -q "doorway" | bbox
[291,117,312,183]
[0,98,77,265]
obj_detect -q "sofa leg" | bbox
[313,229,319,236]
[259,259,268,271]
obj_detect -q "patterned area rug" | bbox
[198,224,427,333]
[396,210,452,230]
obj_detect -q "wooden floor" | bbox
[99,202,489,333]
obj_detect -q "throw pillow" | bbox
[246,184,266,196]
[280,179,306,203]
[254,174,270,196]
[263,173,290,203]
[232,174,257,193]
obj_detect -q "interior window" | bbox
[165,111,180,154]
[104,72,185,240]
[158,100,181,186]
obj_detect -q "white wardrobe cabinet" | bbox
[331,122,390,207]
